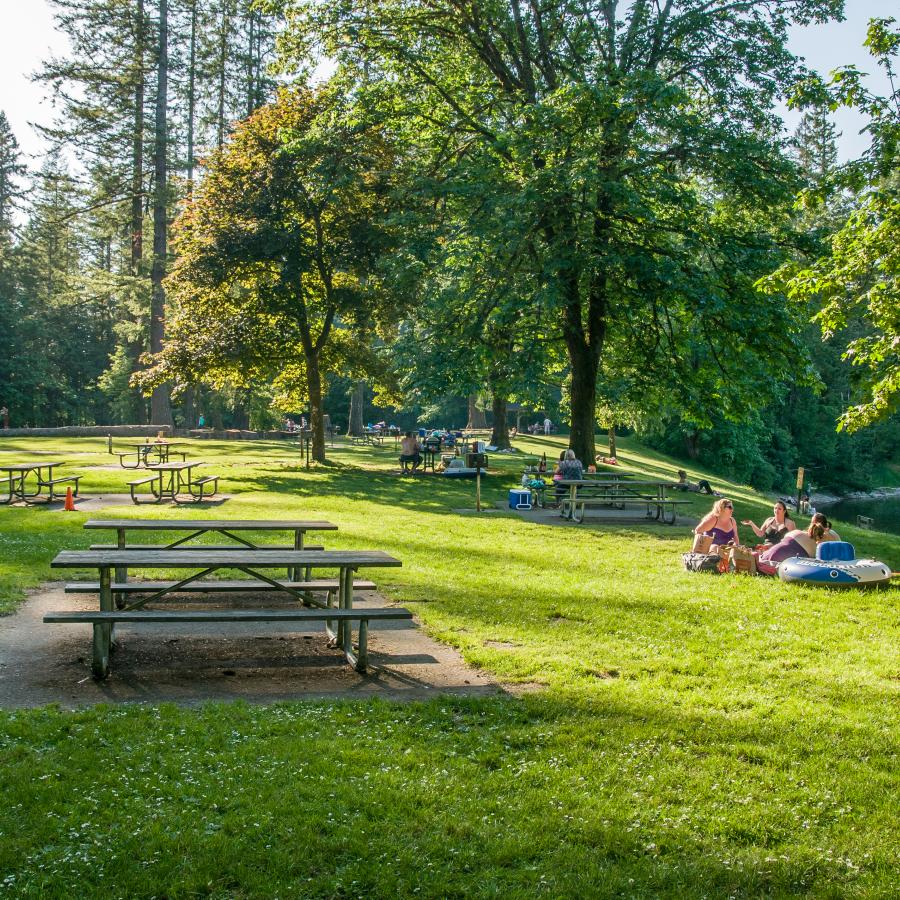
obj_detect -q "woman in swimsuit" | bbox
[742,500,795,545]
[695,498,739,548]
[755,516,835,576]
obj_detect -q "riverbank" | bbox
[811,486,900,506]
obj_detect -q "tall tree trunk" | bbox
[186,0,197,194]
[130,0,145,274]
[466,394,487,430]
[566,341,600,464]
[216,5,229,148]
[305,351,326,462]
[607,424,617,460]
[246,8,255,118]
[347,380,365,436]
[490,395,511,449]
[149,0,172,426]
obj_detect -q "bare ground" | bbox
[0,586,503,709]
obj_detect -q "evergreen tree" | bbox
[793,105,840,185]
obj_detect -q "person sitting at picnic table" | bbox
[755,514,839,576]
[399,432,422,472]
[742,500,796,545]
[676,469,715,495]
[554,449,584,504]
[695,498,739,548]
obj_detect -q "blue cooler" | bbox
[418,428,427,437]
[508,489,532,510]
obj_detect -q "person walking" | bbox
[543,416,552,435]
[0,406,8,429]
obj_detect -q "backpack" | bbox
[682,552,722,573]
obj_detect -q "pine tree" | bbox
[793,105,840,185]
[0,111,26,262]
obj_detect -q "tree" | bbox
[764,17,900,431]
[0,111,26,261]
[277,0,843,463]
[149,0,173,425]
[138,86,396,460]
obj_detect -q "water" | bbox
[822,496,900,536]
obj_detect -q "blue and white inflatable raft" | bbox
[778,541,892,588]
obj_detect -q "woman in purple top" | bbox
[695,498,739,547]
[756,517,833,576]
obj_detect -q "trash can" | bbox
[508,489,532,510]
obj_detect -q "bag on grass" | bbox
[729,544,756,575]
[691,533,713,553]
[682,552,722,573]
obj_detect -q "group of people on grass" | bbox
[695,497,840,576]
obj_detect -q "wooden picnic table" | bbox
[556,479,688,524]
[0,461,79,504]
[130,461,208,503]
[48,548,404,677]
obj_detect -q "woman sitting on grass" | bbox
[695,498,739,548]
[755,514,838,576]
[742,500,796,545]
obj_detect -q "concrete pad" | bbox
[0,586,501,708]
[496,501,691,528]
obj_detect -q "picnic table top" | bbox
[146,461,202,471]
[0,461,65,472]
[557,478,674,486]
[51,549,402,568]
[84,519,339,531]
[128,441,180,447]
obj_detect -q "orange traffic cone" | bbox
[64,486,75,511]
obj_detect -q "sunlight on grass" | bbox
[0,434,898,896]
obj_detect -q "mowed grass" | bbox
[0,434,898,897]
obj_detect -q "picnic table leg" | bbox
[114,528,127,609]
[92,567,112,678]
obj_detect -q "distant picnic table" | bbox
[118,441,186,469]
[128,461,218,503]
[557,478,689,524]
[0,461,80,504]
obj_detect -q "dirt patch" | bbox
[483,639,523,650]
[0,585,502,708]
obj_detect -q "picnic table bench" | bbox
[47,548,404,677]
[0,461,80,504]
[557,479,690,524]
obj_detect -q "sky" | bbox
[0,0,894,168]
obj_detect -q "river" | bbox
[821,496,900,536]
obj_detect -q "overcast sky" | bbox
[0,0,893,169]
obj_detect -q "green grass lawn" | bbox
[0,434,898,897]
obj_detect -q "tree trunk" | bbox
[566,340,600,465]
[130,0,145,274]
[607,424,617,460]
[490,395,511,449]
[347,380,365,436]
[149,0,172,426]
[216,6,229,148]
[466,394,487,430]
[305,350,326,462]
[685,431,700,460]
[185,0,197,194]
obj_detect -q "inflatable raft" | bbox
[778,541,892,588]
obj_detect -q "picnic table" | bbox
[557,479,689,524]
[47,548,405,677]
[0,461,80,504]
[128,461,218,503]
[83,518,338,586]
[118,441,185,469]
